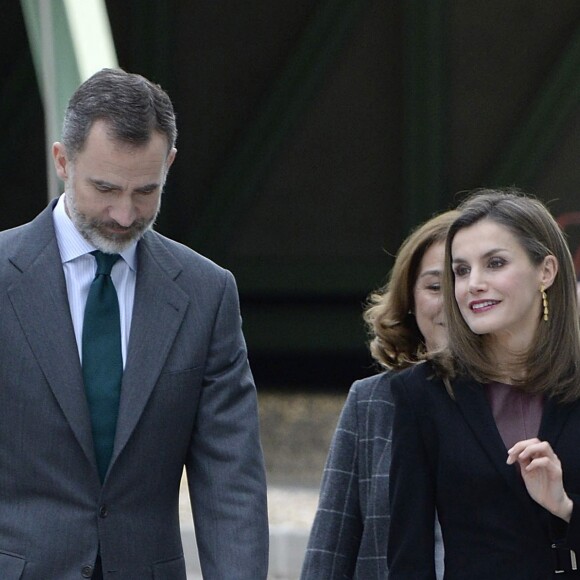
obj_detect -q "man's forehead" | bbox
[80,120,171,156]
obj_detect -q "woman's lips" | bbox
[469,299,499,312]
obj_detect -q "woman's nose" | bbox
[467,269,487,293]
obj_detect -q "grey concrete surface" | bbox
[180,482,319,580]
[180,390,346,579]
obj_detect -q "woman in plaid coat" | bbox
[300,210,457,579]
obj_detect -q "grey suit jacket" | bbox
[300,372,444,580]
[0,202,268,579]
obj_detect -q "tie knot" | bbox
[91,250,120,276]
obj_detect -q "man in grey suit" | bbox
[0,68,268,579]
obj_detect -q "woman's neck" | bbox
[484,335,528,383]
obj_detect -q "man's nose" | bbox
[109,197,136,227]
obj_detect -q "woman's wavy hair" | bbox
[364,209,459,370]
[434,188,580,402]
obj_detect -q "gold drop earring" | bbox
[540,284,549,322]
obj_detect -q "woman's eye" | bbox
[427,283,441,291]
[453,265,469,277]
[489,257,506,269]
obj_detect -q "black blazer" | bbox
[388,361,580,579]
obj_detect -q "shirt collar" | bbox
[52,193,138,271]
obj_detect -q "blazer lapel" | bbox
[7,205,95,466]
[111,232,189,465]
[453,377,541,514]
[539,395,578,447]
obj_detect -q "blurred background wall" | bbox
[5,1,580,392]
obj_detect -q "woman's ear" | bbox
[541,255,558,290]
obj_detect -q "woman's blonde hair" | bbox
[364,209,459,370]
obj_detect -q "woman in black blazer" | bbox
[388,189,580,579]
[301,210,459,579]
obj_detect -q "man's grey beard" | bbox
[65,189,160,254]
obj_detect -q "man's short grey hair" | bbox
[62,68,177,159]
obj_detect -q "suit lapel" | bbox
[111,232,189,465]
[7,204,95,466]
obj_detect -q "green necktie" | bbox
[82,250,122,483]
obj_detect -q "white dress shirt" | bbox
[52,194,137,367]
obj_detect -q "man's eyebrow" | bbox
[86,178,160,193]
[87,178,120,189]
[134,183,160,193]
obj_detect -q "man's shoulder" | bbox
[0,205,55,262]
[141,230,237,297]
[0,208,49,241]
[0,222,30,245]
[144,230,227,273]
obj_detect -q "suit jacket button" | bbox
[99,504,108,518]
[81,565,93,577]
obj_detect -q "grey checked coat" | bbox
[300,371,443,579]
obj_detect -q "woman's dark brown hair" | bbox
[436,188,580,402]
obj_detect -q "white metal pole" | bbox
[39,0,60,200]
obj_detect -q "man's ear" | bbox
[166,147,177,171]
[541,255,558,290]
[52,142,70,181]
